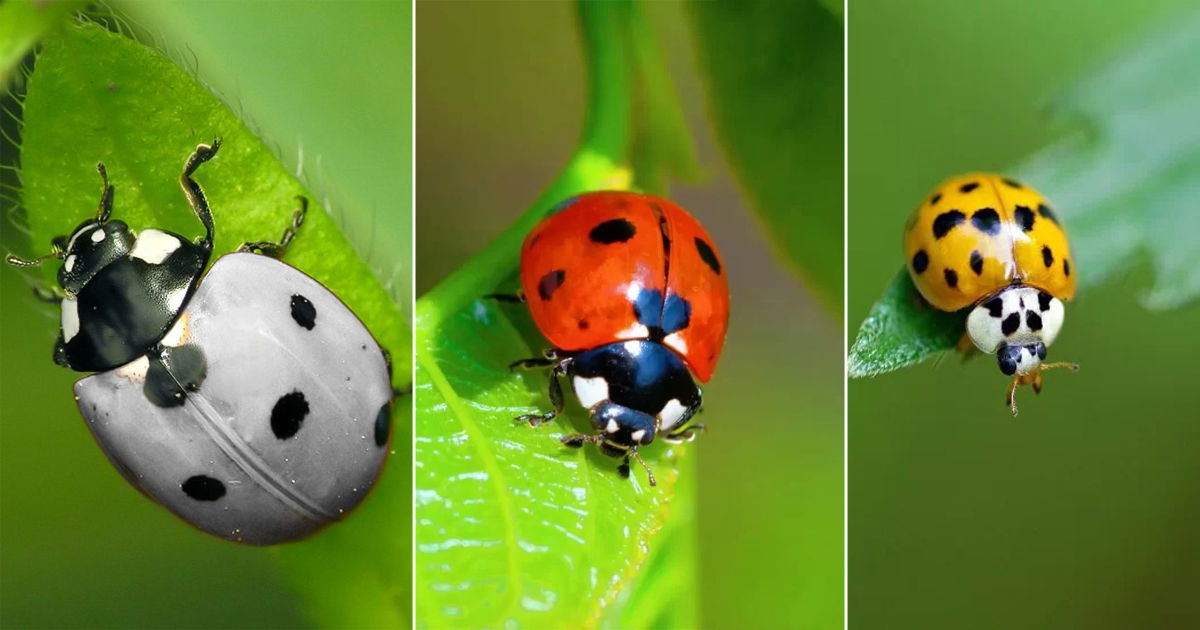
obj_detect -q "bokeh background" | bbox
[418,2,842,629]
[1,2,410,628]
[850,1,1200,628]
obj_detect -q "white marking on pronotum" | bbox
[630,429,646,443]
[115,355,151,383]
[160,314,189,347]
[605,419,619,433]
[664,332,688,355]
[166,286,188,313]
[573,376,609,409]
[90,229,106,243]
[129,229,181,264]
[659,399,688,431]
[615,322,649,340]
[64,255,76,273]
[61,297,80,342]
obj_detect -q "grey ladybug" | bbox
[7,141,393,545]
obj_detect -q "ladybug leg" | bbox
[240,196,308,259]
[179,139,221,251]
[515,361,567,427]
[664,423,707,443]
[560,433,602,448]
[484,292,526,304]
[508,348,562,371]
[1005,375,1023,416]
[627,447,657,487]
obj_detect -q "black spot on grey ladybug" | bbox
[6,142,394,545]
[374,401,392,447]
[290,294,316,330]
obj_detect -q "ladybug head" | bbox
[966,285,1064,375]
[57,218,135,295]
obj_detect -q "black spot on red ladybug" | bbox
[290,294,316,330]
[182,475,225,501]
[930,193,942,206]
[944,268,958,288]
[694,237,721,274]
[1038,290,1053,312]
[1037,203,1060,225]
[537,269,566,301]
[1026,310,1043,331]
[1014,206,1036,231]
[985,296,1004,317]
[959,182,979,193]
[577,319,590,330]
[932,210,965,239]
[1002,178,1023,188]
[1001,312,1021,336]
[1063,259,1071,276]
[271,391,309,440]
[1042,245,1054,267]
[969,250,984,275]
[911,250,929,273]
[374,401,391,447]
[971,208,1001,235]
[589,218,637,244]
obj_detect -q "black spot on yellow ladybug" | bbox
[971,208,1001,235]
[1002,178,1023,189]
[932,211,965,239]
[959,182,979,194]
[589,218,637,244]
[1037,203,1060,225]
[930,193,942,206]
[912,250,929,273]
[1041,245,1054,267]
[1063,259,1071,276]
[182,475,226,501]
[969,250,984,275]
[537,269,566,300]
[1014,206,1036,232]
[943,268,958,289]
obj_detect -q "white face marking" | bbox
[664,332,688,355]
[160,313,189,347]
[573,376,609,409]
[129,229,181,264]
[114,355,150,383]
[64,255,76,273]
[61,297,80,342]
[90,229,106,243]
[605,418,619,433]
[630,429,646,443]
[658,398,689,431]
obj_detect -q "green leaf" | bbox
[850,15,1200,377]
[17,21,411,626]
[689,0,844,312]
[0,0,85,88]
[414,3,699,627]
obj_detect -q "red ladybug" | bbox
[499,191,729,485]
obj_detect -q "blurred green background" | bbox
[417,2,842,629]
[850,1,1200,628]
[1,2,410,628]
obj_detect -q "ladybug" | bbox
[5,141,393,544]
[903,173,1079,415]
[496,191,729,486]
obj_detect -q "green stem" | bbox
[414,1,634,333]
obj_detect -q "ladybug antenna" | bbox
[1005,361,1080,416]
[6,243,65,267]
[629,448,657,487]
[94,162,114,223]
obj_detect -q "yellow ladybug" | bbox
[903,174,1079,415]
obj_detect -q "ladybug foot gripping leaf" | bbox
[1005,362,1080,416]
